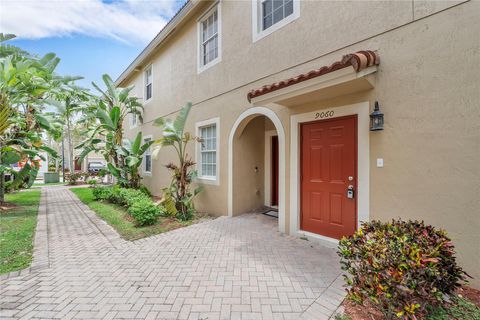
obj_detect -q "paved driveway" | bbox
[0,187,345,320]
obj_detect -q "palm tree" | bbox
[48,84,91,173]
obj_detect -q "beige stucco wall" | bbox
[121,1,480,287]
[232,117,266,215]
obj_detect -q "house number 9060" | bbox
[315,110,334,119]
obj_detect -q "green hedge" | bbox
[92,186,161,226]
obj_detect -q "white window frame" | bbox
[251,0,300,43]
[142,135,153,176]
[195,117,220,185]
[143,65,153,104]
[197,2,222,74]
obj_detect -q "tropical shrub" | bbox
[153,103,202,221]
[107,185,123,204]
[66,173,82,185]
[106,132,153,188]
[88,179,97,187]
[338,220,468,319]
[117,188,150,207]
[66,172,90,185]
[92,186,112,201]
[92,186,158,225]
[127,198,161,226]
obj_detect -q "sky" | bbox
[0,0,186,91]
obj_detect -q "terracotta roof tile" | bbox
[247,50,380,102]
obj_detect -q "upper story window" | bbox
[252,0,300,42]
[144,66,152,102]
[198,3,222,73]
[196,118,220,184]
[261,0,293,30]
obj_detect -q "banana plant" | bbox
[109,132,153,188]
[153,102,203,220]
[0,34,68,202]
[76,74,144,187]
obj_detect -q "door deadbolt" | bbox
[347,185,355,199]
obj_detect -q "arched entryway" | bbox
[228,107,286,233]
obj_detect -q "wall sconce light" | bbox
[370,101,384,131]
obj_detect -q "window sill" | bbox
[143,98,153,106]
[197,176,219,185]
[197,56,222,74]
[142,172,152,177]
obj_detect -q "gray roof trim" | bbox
[115,0,198,86]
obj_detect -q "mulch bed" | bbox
[0,202,19,212]
[457,286,480,306]
[341,286,480,320]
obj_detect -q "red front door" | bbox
[271,136,279,207]
[300,115,357,239]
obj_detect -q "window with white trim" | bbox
[143,137,152,174]
[252,0,299,42]
[198,122,217,179]
[198,4,221,71]
[261,0,294,30]
[144,66,152,101]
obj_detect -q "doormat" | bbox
[262,210,278,218]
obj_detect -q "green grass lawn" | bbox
[0,189,41,274]
[71,187,204,241]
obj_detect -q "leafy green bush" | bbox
[92,186,112,201]
[338,220,468,319]
[127,198,161,226]
[88,179,97,187]
[118,188,150,207]
[107,185,122,204]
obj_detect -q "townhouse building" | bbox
[116,0,480,286]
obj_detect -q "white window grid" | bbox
[261,0,294,31]
[199,124,217,178]
[201,9,218,66]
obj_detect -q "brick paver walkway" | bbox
[0,187,345,319]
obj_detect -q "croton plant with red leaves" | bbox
[338,219,469,319]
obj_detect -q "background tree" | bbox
[48,83,91,173]
[0,33,79,202]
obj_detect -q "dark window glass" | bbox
[285,0,293,17]
[146,83,152,100]
[262,0,295,31]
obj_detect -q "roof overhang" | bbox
[250,65,377,107]
[248,50,379,107]
[115,0,201,86]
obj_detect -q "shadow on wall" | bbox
[232,116,277,215]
